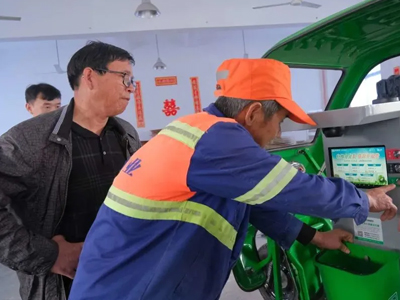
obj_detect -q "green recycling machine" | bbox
[281,101,400,300]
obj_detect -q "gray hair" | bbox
[214,96,282,119]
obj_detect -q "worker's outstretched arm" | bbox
[0,127,58,275]
[187,121,370,225]
[249,207,317,249]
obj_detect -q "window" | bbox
[265,68,342,150]
[350,65,382,107]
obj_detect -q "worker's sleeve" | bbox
[249,207,315,249]
[187,122,369,225]
[0,127,59,275]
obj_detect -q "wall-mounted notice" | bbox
[155,76,178,86]
[190,77,202,113]
[353,217,384,245]
[134,81,145,128]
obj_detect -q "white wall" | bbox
[0,26,333,140]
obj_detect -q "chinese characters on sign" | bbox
[134,81,145,128]
[155,76,178,86]
[190,77,202,113]
[162,99,180,116]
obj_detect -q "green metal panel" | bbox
[265,0,400,69]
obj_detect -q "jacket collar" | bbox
[203,103,225,118]
[51,98,129,143]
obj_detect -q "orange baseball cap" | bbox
[214,58,316,126]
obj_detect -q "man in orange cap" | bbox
[69,58,396,300]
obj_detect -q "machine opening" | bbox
[328,145,388,189]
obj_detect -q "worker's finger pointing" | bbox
[379,184,396,193]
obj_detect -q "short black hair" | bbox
[25,83,61,103]
[67,40,135,90]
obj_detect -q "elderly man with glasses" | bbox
[0,41,141,300]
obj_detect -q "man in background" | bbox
[25,83,62,116]
[0,41,141,300]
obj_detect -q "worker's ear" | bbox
[243,102,264,126]
[25,102,34,116]
[81,67,96,90]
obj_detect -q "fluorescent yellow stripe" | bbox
[158,120,205,149]
[234,159,297,205]
[104,186,237,250]
[260,166,298,202]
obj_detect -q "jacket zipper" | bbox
[52,144,72,300]
[125,137,130,159]
[54,145,73,234]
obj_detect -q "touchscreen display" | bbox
[329,146,388,188]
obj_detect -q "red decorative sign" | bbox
[162,99,180,116]
[155,76,178,86]
[386,149,400,160]
[395,67,400,75]
[134,81,145,128]
[190,77,202,113]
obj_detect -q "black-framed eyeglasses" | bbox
[96,68,136,89]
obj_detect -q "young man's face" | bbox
[26,95,61,117]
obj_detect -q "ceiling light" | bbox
[153,34,167,70]
[135,0,160,19]
[153,58,167,70]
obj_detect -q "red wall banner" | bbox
[190,77,202,113]
[155,76,178,86]
[134,81,145,128]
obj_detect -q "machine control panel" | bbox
[319,103,400,252]
[387,163,400,173]
[386,149,400,160]
[328,146,388,188]
[385,149,400,184]
[388,177,400,185]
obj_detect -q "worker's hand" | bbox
[311,229,354,254]
[365,184,397,221]
[51,235,83,279]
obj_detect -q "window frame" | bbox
[266,66,345,152]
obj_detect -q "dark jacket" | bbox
[0,99,141,300]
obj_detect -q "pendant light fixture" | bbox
[242,30,249,59]
[153,34,167,70]
[135,0,161,18]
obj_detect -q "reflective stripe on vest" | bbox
[104,185,237,250]
[235,159,297,204]
[158,120,205,149]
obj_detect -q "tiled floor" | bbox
[0,264,263,300]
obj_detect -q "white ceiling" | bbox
[0,0,364,41]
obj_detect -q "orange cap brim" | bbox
[276,98,317,126]
[214,90,223,97]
